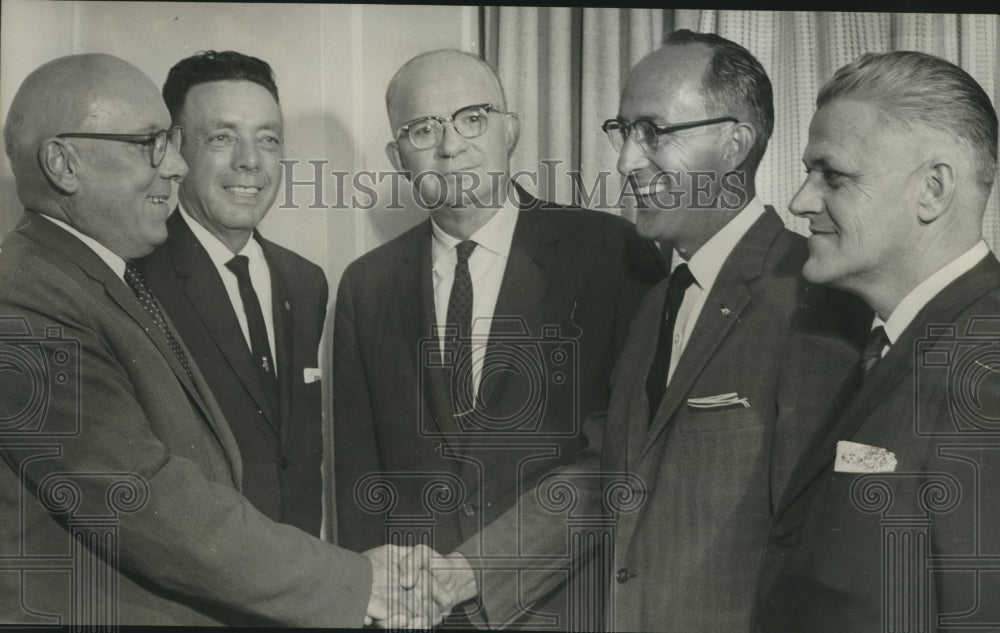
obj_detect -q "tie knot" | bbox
[863,325,890,359]
[669,263,695,291]
[124,262,147,293]
[455,240,477,265]
[226,255,251,279]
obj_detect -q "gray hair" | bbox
[818,50,998,189]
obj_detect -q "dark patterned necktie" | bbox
[860,325,890,383]
[225,255,279,404]
[646,263,695,419]
[445,240,477,411]
[124,262,192,378]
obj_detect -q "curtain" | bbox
[484,9,1000,247]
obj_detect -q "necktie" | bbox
[646,263,695,418]
[124,262,192,378]
[445,241,477,412]
[225,255,279,404]
[860,325,890,383]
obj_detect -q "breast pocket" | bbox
[678,402,767,433]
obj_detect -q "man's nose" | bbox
[232,138,262,171]
[160,141,188,181]
[789,175,822,217]
[616,134,649,177]
[437,123,468,159]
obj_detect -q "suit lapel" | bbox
[260,235,294,445]
[636,208,784,467]
[395,222,463,439]
[775,254,1000,519]
[19,212,240,472]
[168,215,280,433]
[478,192,557,410]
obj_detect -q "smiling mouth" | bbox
[225,186,262,197]
[146,195,169,204]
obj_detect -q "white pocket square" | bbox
[303,367,322,384]
[687,392,750,410]
[835,440,897,473]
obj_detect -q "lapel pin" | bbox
[720,307,731,316]
[284,301,291,311]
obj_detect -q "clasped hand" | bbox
[363,544,477,628]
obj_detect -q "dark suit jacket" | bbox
[332,190,664,557]
[139,211,327,535]
[755,253,1000,632]
[457,207,868,631]
[0,211,370,627]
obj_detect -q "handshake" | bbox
[363,544,479,628]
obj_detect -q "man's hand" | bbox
[363,544,457,628]
[399,545,478,618]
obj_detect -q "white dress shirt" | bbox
[667,197,767,384]
[179,206,277,371]
[38,214,126,281]
[431,201,519,399]
[871,240,990,358]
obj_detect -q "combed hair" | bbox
[818,51,998,189]
[664,29,774,176]
[162,50,279,123]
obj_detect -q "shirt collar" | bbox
[681,196,766,289]
[178,203,262,265]
[876,240,990,344]
[431,196,519,265]
[38,213,127,280]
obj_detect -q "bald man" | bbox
[332,49,664,626]
[0,54,429,628]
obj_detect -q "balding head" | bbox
[385,49,507,133]
[4,53,187,258]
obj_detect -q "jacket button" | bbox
[616,568,630,583]
[279,457,289,470]
[461,502,475,517]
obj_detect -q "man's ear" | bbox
[385,141,410,181]
[723,122,756,172]
[504,112,520,156]
[38,138,80,195]
[916,160,956,224]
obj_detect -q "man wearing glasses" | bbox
[332,48,664,626]
[0,53,418,626]
[138,51,328,539]
[411,31,867,631]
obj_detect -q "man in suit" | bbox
[410,31,867,631]
[755,52,1000,631]
[332,48,664,625]
[0,53,441,628]
[139,51,326,536]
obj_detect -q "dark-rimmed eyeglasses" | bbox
[396,104,506,150]
[56,126,183,168]
[601,116,738,154]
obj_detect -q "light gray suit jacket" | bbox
[0,211,371,627]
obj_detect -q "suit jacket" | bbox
[332,189,664,557]
[139,211,327,535]
[755,253,1000,632]
[0,211,370,627]
[456,206,868,631]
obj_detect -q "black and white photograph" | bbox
[1,2,999,631]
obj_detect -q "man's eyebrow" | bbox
[202,119,283,131]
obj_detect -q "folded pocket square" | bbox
[835,440,897,473]
[303,367,322,384]
[687,392,750,410]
